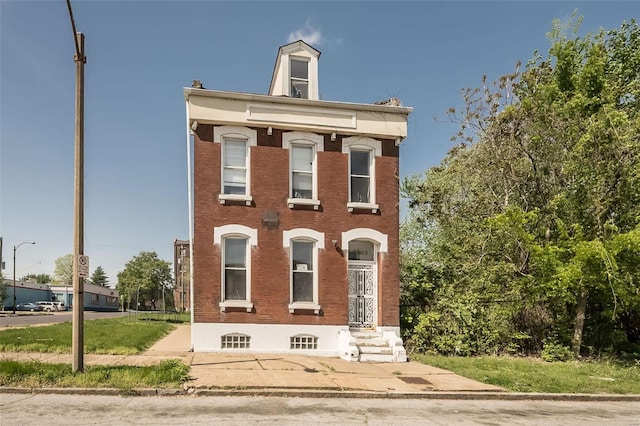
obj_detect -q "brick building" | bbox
[184,40,412,361]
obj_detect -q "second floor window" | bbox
[291,145,314,199]
[350,149,372,203]
[222,138,248,196]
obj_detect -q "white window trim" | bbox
[341,228,388,254]
[283,228,324,314]
[214,224,258,312]
[343,136,381,213]
[283,132,324,209]
[279,45,319,100]
[214,126,257,206]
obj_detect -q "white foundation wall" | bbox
[192,322,352,357]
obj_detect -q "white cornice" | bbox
[184,88,413,116]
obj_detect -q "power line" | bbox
[65,0,80,59]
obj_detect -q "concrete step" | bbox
[350,331,382,338]
[357,345,392,355]
[359,352,397,362]
[355,338,389,347]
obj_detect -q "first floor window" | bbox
[222,138,248,195]
[292,240,314,302]
[224,237,247,301]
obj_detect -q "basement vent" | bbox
[290,335,318,350]
[221,333,251,349]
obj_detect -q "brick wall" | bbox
[193,124,400,327]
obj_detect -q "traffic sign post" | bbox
[77,255,89,278]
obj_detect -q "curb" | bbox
[1,387,640,401]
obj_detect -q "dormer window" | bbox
[269,40,320,100]
[290,58,309,99]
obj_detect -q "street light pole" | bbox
[12,241,35,314]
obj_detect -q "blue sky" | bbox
[1,1,637,285]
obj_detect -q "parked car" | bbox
[53,301,66,311]
[16,303,43,312]
[35,301,59,312]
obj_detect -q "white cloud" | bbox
[287,21,322,46]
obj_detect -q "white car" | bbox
[35,301,59,312]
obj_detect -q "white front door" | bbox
[347,240,377,329]
[348,263,376,328]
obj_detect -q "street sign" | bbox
[77,255,89,278]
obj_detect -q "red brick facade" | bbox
[193,124,400,328]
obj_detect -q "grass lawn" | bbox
[0,359,189,390]
[414,354,640,394]
[0,314,180,354]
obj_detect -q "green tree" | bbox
[53,254,74,285]
[89,266,108,287]
[117,251,172,311]
[402,16,640,357]
[21,273,53,283]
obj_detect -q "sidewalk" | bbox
[0,324,503,394]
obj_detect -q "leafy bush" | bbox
[541,340,574,362]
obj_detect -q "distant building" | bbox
[2,280,119,311]
[173,239,191,312]
[184,41,412,361]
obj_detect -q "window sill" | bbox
[287,198,321,210]
[347,202,379,213]
[219,194,253,206]
[219,300,253,312]
[288,302,321,314]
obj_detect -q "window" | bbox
[213,126,257,205]
[223,237,247,301]
[348,240,375,262]
[342,228,388,256]
[221,334,251,349]
[283,132,323,209]
[290,335,318,350]
[290,58,308,99]
[90,293,99,304]
[350,150,371,203]
[343,137,381,213]
[291,145,313,199]
[214,224,258,312]
[292,240,314,302]
[222,138,247,195]
[283,228,324,314]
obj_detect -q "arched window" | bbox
[283,132,324,209]
[283,228,324,313]
[214,224,258,312]
[213,126,257,205]
[343,136,381,213]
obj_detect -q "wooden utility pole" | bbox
[67,0,86,373]
[72,31,85,373]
